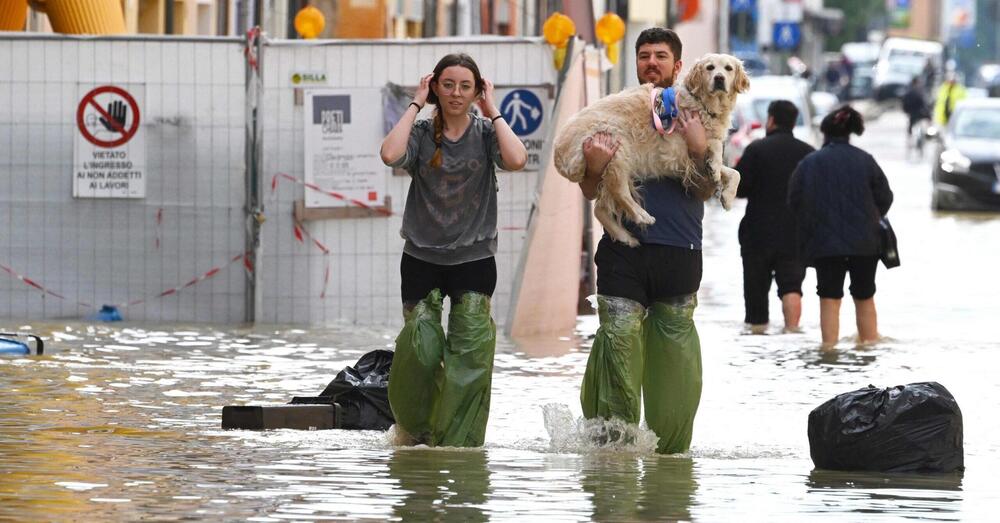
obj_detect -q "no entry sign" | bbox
[73,84,146,198]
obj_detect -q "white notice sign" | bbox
[73,84,146,198]
[304,89,386,208]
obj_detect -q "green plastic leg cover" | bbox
[643,295,703,454]
[432,292,497,447]
[388,289,446,444]
[580,296,646,424]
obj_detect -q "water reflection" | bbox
[807,469,963,516]
[582,455,697,522]
[389,448,490,522]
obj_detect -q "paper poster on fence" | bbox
[73,84,146,198]
[304,89,387,208]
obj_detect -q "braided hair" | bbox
[426,53,484,168]
[820,104,865,140]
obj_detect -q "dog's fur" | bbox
[553,53,750,246]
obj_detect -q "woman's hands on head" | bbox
[481,78,500,119]
[413,73,433,107]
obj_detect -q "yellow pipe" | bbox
[0,0,28,31]
[43,0,127,35]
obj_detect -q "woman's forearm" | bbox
[380,104,420,165]
[493,118,528,171]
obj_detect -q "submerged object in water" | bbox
[222,404,342,430]
[94,305,123,322]
[808,382,964,472]
[0,332,44,356]
[222,349,394,431]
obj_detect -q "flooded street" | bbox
[2,109,999,521]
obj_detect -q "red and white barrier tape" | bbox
[1,252,249,311]
[293,220,331,298]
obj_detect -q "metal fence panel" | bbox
[0,36,247,323]
[259,38,555,327]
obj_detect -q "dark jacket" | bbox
[788,138,894,264]
[901,87,929,119]
[735,129,815,257]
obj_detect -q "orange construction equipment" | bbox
[0,0,28,31]
[29,0,126,35]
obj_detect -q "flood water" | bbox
[3,110,999,521]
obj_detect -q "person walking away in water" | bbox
[379,53,527,446]
[788,106,893,347]
[735,100,814,334]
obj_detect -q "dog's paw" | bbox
[632,210,656,226]
[720,188,736,210]
[619,234,641,248]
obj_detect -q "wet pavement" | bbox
[2,108,999,521]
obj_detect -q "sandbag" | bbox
[807,382,964,472]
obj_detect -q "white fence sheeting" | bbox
[259,37,556,326]
[0,35,248,323]
[0,35,559,328]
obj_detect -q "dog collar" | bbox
[651,87,678,136]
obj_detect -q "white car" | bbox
[725,75,820,166]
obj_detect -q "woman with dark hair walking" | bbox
[789,105,894,347]
[379,53,527,447]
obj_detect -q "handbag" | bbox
[879,216,900,269]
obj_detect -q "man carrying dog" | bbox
[735,100,814,335]
[576,27,716,454]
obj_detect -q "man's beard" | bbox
[640,70,673,88]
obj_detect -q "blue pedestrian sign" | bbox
[773,22,801,50]
[501,89,543,136]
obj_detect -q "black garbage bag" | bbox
[290,349,395,430]
[808,382,963,472]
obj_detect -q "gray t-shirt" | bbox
[389,116,504,265]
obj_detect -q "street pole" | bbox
[719,0,729,53]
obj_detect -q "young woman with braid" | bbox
[379,53,527,447]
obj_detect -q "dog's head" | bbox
[683,53,750,103]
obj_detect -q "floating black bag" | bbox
[807,382,963,472]
[879,216,900,269]
[290,349,395,430]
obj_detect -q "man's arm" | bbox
[676,109,715,201]
[579,132,619,200]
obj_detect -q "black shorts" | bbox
[742,250,806,324]
[595,237,702,307]
[814,256,879,300]
[400,253,497,303]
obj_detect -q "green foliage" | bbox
[824,0,887,51]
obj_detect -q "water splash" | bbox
[542,403,658,454]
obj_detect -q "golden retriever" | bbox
[553,53,750,246]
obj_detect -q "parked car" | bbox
[725,75,819,166]
[930,98,1000,211]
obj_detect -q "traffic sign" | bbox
[501,89,544,136]
[773,22,801,50]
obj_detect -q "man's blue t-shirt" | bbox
[621,177,704,250]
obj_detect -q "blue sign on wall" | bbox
[772,22,801,50]
[501,89,543,136]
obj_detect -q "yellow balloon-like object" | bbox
[595,13,625,46]
[294,5,325,39]
[542,12,575,49]
[606,41,621,65]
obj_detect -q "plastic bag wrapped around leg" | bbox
[432,292,496,447]
[388,289,445,444]
[643,295,702,454]
[808,382,964,472]
[580,296,645,425]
